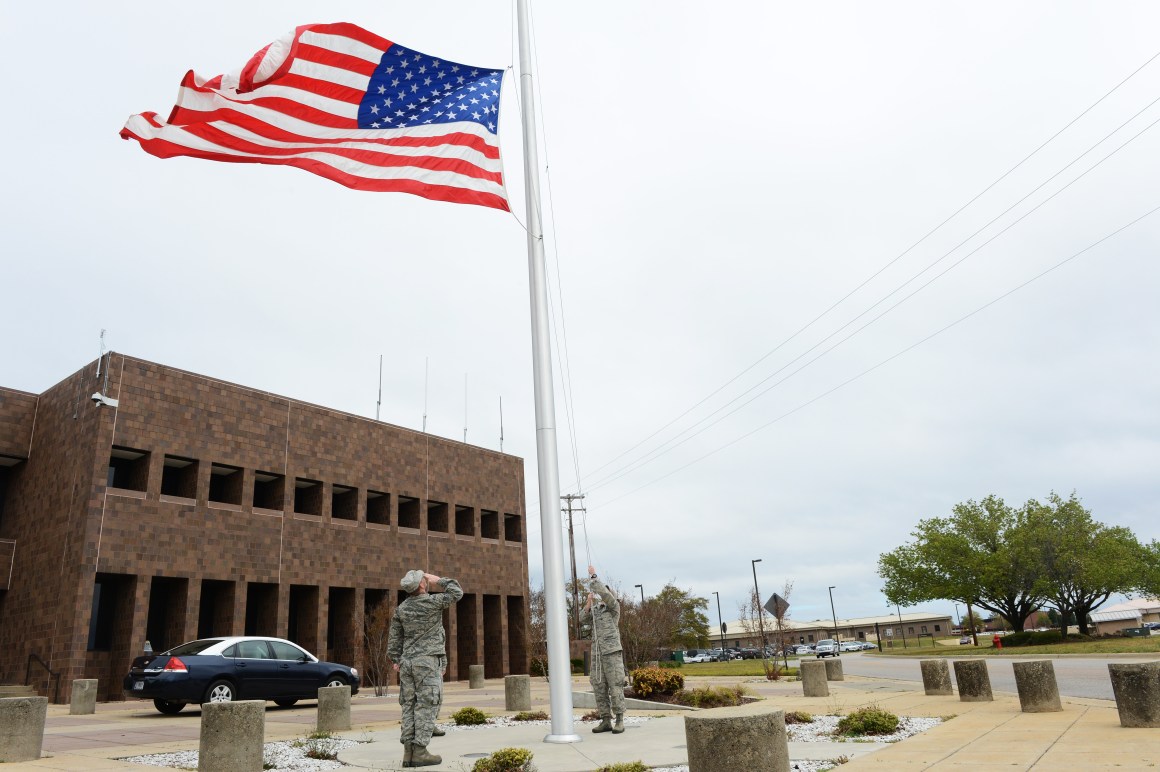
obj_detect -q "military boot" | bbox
[410,744,442,768]
[402,743,413,767]
[431,726,446,737]
[592,716,613,733]
[612,713,625,734]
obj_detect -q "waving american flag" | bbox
[121,22,508,210]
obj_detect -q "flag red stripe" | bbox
[304,22,392,53]
[122,130,508,209]
[276,73,366,106]
[168,104,501,160]
[295,43,380,78]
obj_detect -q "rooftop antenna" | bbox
[422,357,429,433]
[499,396,504,452]
[375,354,383,421]
[463,372,468,443]
[96,329,106,379]
[90,329,118,408]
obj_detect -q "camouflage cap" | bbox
[401,569,425,593]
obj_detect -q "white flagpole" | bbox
[516,0,580,744]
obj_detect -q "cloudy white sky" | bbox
[3,2,1158,629]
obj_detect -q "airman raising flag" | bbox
[121,22,508,210]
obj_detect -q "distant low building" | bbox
[1088,598,1160,635]
[718,611,953,649]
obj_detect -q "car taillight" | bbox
[163,657,188,672]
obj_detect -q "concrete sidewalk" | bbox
[3,670,1156,770]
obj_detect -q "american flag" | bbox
[121,22,508,210]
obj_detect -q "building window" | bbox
[294,478,322,515]
[208,463,242,505]
[455,505,474,536]
[921,625,928,634]
[934,624,942,632]
[108,447,149,491]
[252,471,285,511]
[504,513,522,542]
[481,509,499,539]
[908,627,915,635]
[427,500,449,532]
[161,455,199,498]
[398,496,420,529]
[367,490,389,525]
[807,634,814,643]
[332,485,357,521]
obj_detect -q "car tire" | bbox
[153,699,185,715]
[204,680,237,704]
[325,676,348,689]
[273,698,299,708]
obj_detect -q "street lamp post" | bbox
[954,602,961,630]
[751,559,766,651]
[827,586,839,654]
[712,591,725,653]
[634,584,644,605]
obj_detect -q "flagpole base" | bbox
[543,733,583,744]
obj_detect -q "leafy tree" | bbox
[879,495,1044,631]
[652,584,710,648]
[1142,541,1160,600]
[1026,492,1149,636]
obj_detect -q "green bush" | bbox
[1002,630,1063,647]
[513,710,549,721]
[835,706,899,736]
[674,684,748,708]
[571,658,585,674]
[783,710,813,724]
[595,763,649,772]
[630,666,684,697]
[452,707,488,725]
[471,746,534,772]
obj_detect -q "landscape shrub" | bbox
[471,746,534,772]
[571,658,585,674]
[595,763,649,772]
[783,710,813,724]
[835,705,899,736]
[673,684,748,708]
[513,710,549,721]
[452,706,488,725]
[630,666,684,697]
[1002,630,1062,647]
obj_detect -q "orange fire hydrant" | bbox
[992,634,1002,649]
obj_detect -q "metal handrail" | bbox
[24,652,61,703]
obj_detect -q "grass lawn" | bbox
[871,636,1160,657]
[670,658,799,677]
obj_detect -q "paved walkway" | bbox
[2,668,1157,770]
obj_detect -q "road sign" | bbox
[763,593,789,617]
[885,627,894,637]
[721,622,727,634]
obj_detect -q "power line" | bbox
[592,202,1160,510]
[569,48,1160,491]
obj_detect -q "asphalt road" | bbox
[831,651,1160,700]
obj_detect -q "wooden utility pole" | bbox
[561,493,585,640]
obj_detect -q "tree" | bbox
[737,589,771,648]
[527,585,548,679]
[363,598,393,696]
[879,495,1044,631]
[618,582,709,667]
[1026,492,1149,636]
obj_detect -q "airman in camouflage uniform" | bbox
[579,564,626,734]
[388,570,463,768]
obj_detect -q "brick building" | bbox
[0,354,530,703]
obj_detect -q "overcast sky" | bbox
[3,1,1158,629]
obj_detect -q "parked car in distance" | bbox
[738,648,761,659]
[123,636,359,714]
[860,641,877,650]
[794,645,812,655]
[959,635,973,644]
[839,640,862,652]
[684,649,714,663]
[814,639,839,658]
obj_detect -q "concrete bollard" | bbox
[823,658,844,681]
[316,685,352,732]
[70,679,98,715]
[469,664,485,689]
[1108,662,1160,728]
[504,675,531,712]
[199,700,265,772]
[920,660,953,696]
[1013,660,1063,713]
[0,696,48,763]
[953,660,993,702]
[684,706,790,772]
[800,660,829,697]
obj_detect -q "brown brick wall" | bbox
[0,354,530,702]
[0,387,37,459]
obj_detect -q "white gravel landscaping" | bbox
[122,736,363,771]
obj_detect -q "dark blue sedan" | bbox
[123,636,359,714]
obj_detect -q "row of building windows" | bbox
[106,446,523,542]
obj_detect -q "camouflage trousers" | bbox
[589,651,626,718]
[399,655,445,747]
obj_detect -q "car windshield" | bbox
[165,639,222,656]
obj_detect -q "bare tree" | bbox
[363,599,392,696]
[528,585,548,679]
